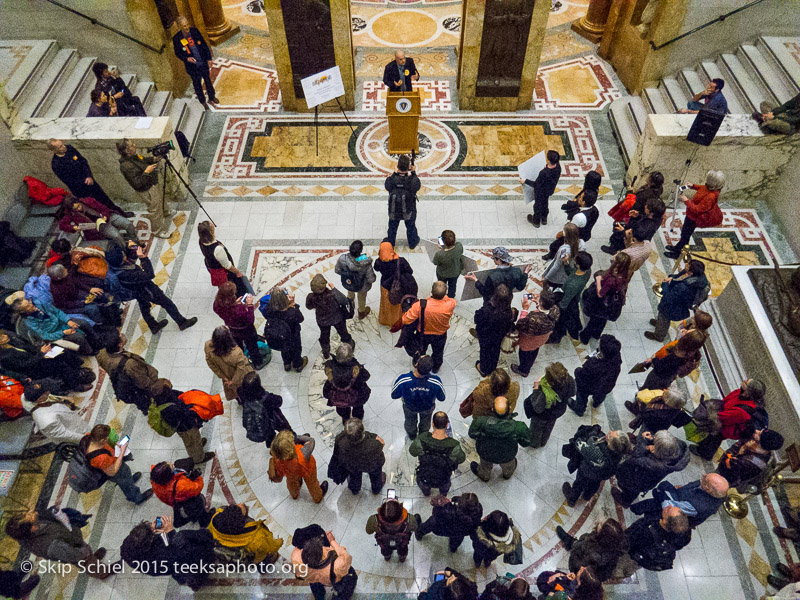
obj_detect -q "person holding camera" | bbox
[117,138,175,239]
[385,155,420,248]
[150,460,212,527]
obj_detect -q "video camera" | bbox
[147,140,174,158]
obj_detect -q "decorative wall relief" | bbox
[475,0,535,97]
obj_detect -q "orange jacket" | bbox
[152,472,204,506]
[180,390,224,421]
[274,445,316,479]
[0,376,24,419]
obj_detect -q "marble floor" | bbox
[4,2,800,600]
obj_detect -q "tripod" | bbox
[160,152,216,226]
[313,96,357,156]
[667,145,700,238]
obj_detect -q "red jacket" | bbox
[24,176,67,206]
[152,472,204,506]
[718,389,757,440]
[685,185,722,228]
[58,196,113,240]
[0,376,24,419]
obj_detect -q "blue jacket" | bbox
[19,304,72,341]
[632,480,723,527]
[24,275,95,326]
[391,371,445,412]
[657,271,709,321]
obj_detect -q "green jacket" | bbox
[409,432,466,466]
[774,92,800,125]
[119,153,158,192]
[468,412,531,464]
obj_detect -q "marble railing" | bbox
[625,114,800,204]
[11,116,187,205]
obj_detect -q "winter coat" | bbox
[564,425,622,483]
[626,515,690,571]
[208,508,283,564]
[474,523,522,562]
[716,388,759,440]
[523,376,576,447]
[23,176,67,206]
[469,378,520,417]
[17,304,73,343]
[516,307,559,351]
[58,196,113,241]
[475,267,528,302]
[474,302,515,345]
[323,358,371,408]
[204,341,254,401]
[23,274,93,325]
[305,288,346,327]
[638,399,692,433]
[152,472,204,507]
[121,528,216,588]
[332,430,386,474]
[684,185,722,228]
[568,528,628,581]
[615,435,690,496]
[427,497,483,539]
[575,352,622,398]
[21,397,86,444]
[374,256,417,294]
[213,299,256,338]
[16,510,89,564]
[469,412,531,464]
[241,391,289,444]
[657,270,710,321]
[0,376,24,419]
[334,252,376,293]
[260,305,303,353]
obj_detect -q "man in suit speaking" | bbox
[383,50,419,93]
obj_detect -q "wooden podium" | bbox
[386,90,420,154]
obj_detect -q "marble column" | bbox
[572,0,612,43]
[458,0,550,111]
[196,0,240,45]
[265,0,355,112]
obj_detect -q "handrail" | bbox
[43,0,166,54]
[649,0,767,51]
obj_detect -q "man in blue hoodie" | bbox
[391,355,445,440]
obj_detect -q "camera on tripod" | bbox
[147,140,174,158]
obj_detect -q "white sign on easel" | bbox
[518,151,547,204]
[301,66,346,109]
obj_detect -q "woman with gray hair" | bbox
[664,170,725,259]
[612,430,690,507]
[322,343,371,424]
[630,384,692,433]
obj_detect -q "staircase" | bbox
[2,39,205,155]
[609,35,800,166]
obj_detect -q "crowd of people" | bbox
[0,135,791,600]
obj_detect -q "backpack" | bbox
[375,515,411,550]
[340,268,365,293]
[67,447,110,493]
[242,399,268,443]
[148,399,176,437]
[263,315,291,351]
[334,289,355,320]
[109,356,151,410]
[602,286,625,322]
[388,177,414,221]
[104,268,136,302]
[415,436,455,487]
[324,376,358,408]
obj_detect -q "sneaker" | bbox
[149,319,168,334]
[470,461,489,482]
[398,554,406,563]
[320,481,329,497]
[201,438,208,446]
[600,245,614,255]
[153,229,171,239]
[295,357,309,372]
[510,364,529,377]
[358,307,371,320]
[77,367,96,384]
[133,489,154,505]
[610,486,631,508]
[198,452,215,463]
[643,331,663,342]
[178,317,198,331]
[567,399,584,417]
[541,253,553,261]
[527,214,540,227]
[415,529,425,541]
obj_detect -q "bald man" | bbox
[469,394,532,482]
[626,505,691,571]
[630,473,728,528]
[172,16,217,109]
[402,281,456,374]
[383,50,419,93]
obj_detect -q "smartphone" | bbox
[437,236,444,247]
[155,517,162,529]
[118,435,130,446]
[240,293,252,304]
[387,489,396,499]
[434,573,446,582]
[679,184,690,191]
[524,293,534,300]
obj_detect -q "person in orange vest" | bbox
[269,430,328,503]
[150,379,217,465]
[150,461,212,527]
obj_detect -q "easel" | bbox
[313,96,356,157]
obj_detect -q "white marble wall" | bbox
[626,114,800,203]
[11,116,188,206]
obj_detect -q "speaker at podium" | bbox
[386,91,421,154]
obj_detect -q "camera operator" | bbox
[384,154,420,249]
[117,138,176,239]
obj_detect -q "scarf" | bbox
[540,377,560,409]
[379,242,398,262]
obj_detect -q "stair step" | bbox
[120,72,136,91]
[64,56,99,116]
[660,77,688,112]
[146,90,172,116]
[642,87,671,114]
[44,56,95,118]
[680,68,707,99]
[608,98,640,167]
[133,81,154,111]
[168,98,189,132]
[759,36,800,94]
[739,44,795,104]
[720,53,775,113]
[178,98,206,157]
[627,96,649,134]
[4,40,58,103]
[700,60,746,114]
[17,48,77,120]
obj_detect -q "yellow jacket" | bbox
[208,508,283,563]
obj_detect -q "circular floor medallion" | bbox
[368,10,441,48]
